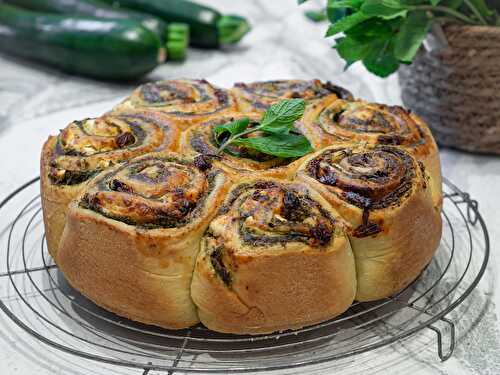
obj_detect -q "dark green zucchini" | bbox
[101,0,251,48]
[3,0,189,60]
[0,4,164,80]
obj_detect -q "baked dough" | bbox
[296,98,443,208]
[112,79,238,130]
[41,78,443,334]
[57,153,231,328]
[231,79,352,113]
[295,143,442,301]
[40,112,179,259]
[191,178,356,334]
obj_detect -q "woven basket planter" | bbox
[398,25,500,154]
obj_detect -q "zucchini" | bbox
[101,0,251,48]
[3,0,189,60]
[0,4,164,80]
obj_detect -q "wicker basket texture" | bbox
[398,25,500,154]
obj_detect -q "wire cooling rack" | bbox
[0,177,489,373]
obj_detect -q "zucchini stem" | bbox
[217,15,251,45]
[166,23,189,61]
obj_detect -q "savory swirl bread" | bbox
[112,79,238,129]
[41,78,443,334]
[40,113,179,259]
[191,178,356,334]
[180,113,302,179]
[296,99,442,208]
[231,79,353,113]
[295,143,442,301]
[57,153,231,328]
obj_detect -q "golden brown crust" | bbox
[294,143,442,301]
[231,79,352,113]
[190,178,356,334]
[111,79,238,130]
[41,136,88,260]
[409,114,443,209]
[40,113,179,259]
[179,112,302,179]
[57,152,231,329]
[296,98,443,208]
[41,79,444,334]
[350,189,441,301]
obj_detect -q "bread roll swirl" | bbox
[57,153,231,329]
[112,79,237,128]
[296,143,442,301]
[49,115,171,184]
[41,113,178,259]
[231,79,353,113]
[81,155,209,227]
[297,100,442,208]
[305,145,415,213]
[191,178,356,334]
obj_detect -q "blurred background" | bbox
[0,0,402,132]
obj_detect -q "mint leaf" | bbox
[215,99,309,157]
[344,17,394,39]
[335,36,372,65]
[328,7,351,23]
[337,17,401,76]
[260,98,305,134]
[327,0,355,22]
[361,0,408,19]
[325,11,372,36]
[261,122,296,134]
[394,11,430,62]
[306,0,498,80]
[233,134,314,158]
[298,0,309,4]
[362,40,400,77]
[328,0,364,10]
[305,10,328,22]
[213,117,249,143]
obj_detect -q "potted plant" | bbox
[300,0,500,154]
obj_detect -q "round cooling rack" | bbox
[0,177,490,373]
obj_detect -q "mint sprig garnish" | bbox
[300,0,500,77]
[260,98,306,133]
[214,99,313,158]
[231,133,314,158]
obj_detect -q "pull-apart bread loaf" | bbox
[41,79,443,334]
[40,113,179,259]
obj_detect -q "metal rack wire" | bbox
[0,177,490,373]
